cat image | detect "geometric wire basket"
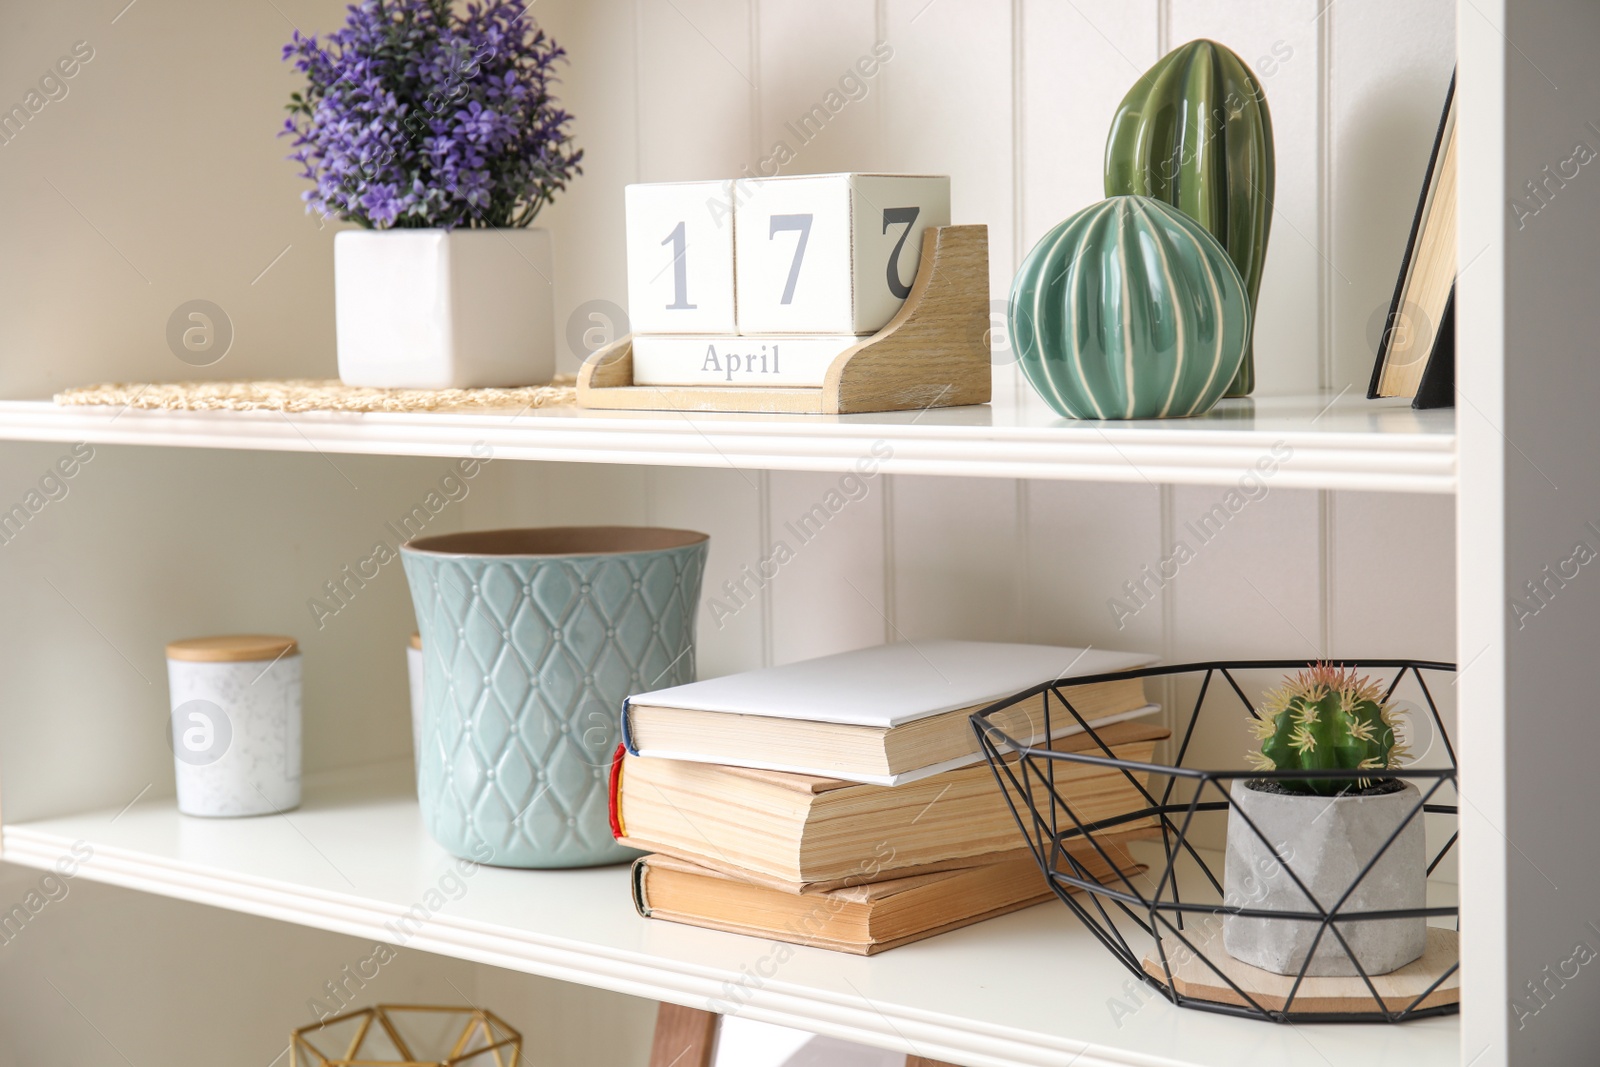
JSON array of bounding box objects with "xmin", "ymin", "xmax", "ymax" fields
[
  {"xmin": 291, "ymin": 1005, "xmax": 521, "ymax": 1066},
  {"xmin": 972, "ymin": 659, "xmax": 1458, "ymax": 1024}
]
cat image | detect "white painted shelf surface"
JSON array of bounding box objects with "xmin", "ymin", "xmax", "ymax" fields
[
  {"xmin": 3, "ymin": 762, "xmax": 1457, "ymax": 1067},
  {"xmin": 0, "ymin": 390, "xmax": 1455, "ymax": 492}
]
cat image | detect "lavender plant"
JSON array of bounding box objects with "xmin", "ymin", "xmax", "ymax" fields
[
  {"xmin": 282, "ymin": 0, "xmax": 582, "ymax": 230},
  {"xmin": 1246, "ymin": 664, "xmax": 1410, "ymax": 796}
]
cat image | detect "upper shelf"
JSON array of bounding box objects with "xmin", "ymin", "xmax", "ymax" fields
[
  {"xmin": 1, "ymin": 761, "xmax": 1459, "ymax": 1067},
  {"xmin": 0, "ymin": 390, "xmax": 1455, "ymax": 492}
]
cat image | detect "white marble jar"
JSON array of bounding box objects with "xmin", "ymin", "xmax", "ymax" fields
[{"xmin": 166, "ymin": 635, "xmax": 302, "ymax": 817}]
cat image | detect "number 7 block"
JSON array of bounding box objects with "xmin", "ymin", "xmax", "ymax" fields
[
  {"xmin": 733, "ymin": 173, "xmax": 951, "ymax": 335},
  {"xmin": 624, "ymin": 180, "xmax": 737, "ymax": 334}
]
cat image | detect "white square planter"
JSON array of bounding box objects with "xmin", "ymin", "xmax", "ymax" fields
[{"xmin": 334, "ymin": 228, "xmax": 555, "ymax": 388}]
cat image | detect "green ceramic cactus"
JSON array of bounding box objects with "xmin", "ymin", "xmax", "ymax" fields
[
  {"xmin": 1008, "ymin": 195, "xmax": 1250, "ymax": 420},
  {"xmin": 1106, "ymin": 39, "xmax": 1274, "ymax": 398},
  {"xmin": 1247, "ymin": 665, "xmax": 1410, "ymax": 797}
]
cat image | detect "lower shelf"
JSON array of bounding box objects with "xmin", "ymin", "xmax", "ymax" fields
[{"xmin": 2, "ymin": 762, "xmax": 1459, "ymax": 1067}]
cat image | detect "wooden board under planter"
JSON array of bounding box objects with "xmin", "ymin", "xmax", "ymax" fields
[
  {"xmin": 1141, "ymin": 926, "xmax": 1460, "ymax": 1015},
  {"xmin": 576, "ymin": 225, "xmax": 991, "ymax": 415}
]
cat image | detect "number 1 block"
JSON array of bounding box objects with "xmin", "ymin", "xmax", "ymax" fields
[
  {"xmin": 625, "ymin": 180, "xmax": 737, "ymax": 334},
  {"xmin": 733, "ymin": 173, "xmax": 951, "ymax": 335}
]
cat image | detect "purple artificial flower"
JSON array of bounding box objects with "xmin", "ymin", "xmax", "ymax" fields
[
  {"xmin": 359, "ymin": 182, "xmax": 406, "ymax": 227},
  {"xmin": 281, "ymin": 0, "xmax": 582, "ymax": 230}
]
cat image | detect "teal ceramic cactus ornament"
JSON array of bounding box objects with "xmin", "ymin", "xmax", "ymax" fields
[
  {"xmin": 1008, "ymin": 196, "xmax": 1250, "ymax": 420},
  {"xmin": 1105, "ymin": 39, "xmax": 1274, "ymax": 397},
  {"xmin": 1247, "ymin": 664, "xmax": 1410, "ymax": 797}
]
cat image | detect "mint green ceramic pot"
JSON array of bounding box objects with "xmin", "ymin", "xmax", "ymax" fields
[
  {"xmin": 1009, "ymin": 195, "xmax": 1250, "ymax": 421},
  {"xmin": 401, "ymin": 527, "xmax": 708, "ymax": 867}
]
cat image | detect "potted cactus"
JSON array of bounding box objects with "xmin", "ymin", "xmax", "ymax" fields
[{"xmin": 1223, "ymin": 665, "xmax": 1427, "ymax": 977}]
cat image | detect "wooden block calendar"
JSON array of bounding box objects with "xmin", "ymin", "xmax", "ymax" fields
[
  {"xmin": 584, "ymin": 172, "xmax": 990, "ymax": 415},
  {"xmin": 624, "ymin": 180, "xmax": 737, "ymax": 335},
  {"xmin": 733, "ymin": 173, "xmax": 950, "ymax": 335}
]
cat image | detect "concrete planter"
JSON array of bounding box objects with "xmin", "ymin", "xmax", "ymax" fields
[{"xmin": 1222, "ymin": 778, "xmax": 1427, "ymax": 977}]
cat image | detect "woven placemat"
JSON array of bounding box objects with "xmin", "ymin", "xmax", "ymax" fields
[{"xmin": 54, "ymin": 377, "xmax": 577, "ymax": 414}]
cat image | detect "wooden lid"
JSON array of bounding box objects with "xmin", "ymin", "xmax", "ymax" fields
[
  {"xmin": 409, "ymin": 632, "xmax": 422, "ymax": 650},
  {"xmin": 166, "ymin": 634, "xmax": 299, "ymax": 663}
]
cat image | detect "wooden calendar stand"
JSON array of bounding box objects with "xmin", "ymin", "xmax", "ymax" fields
[{"xmin": 577, "ymin": 225, "xmax": 992, "ymax": 415}]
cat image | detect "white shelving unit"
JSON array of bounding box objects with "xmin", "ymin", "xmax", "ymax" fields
[
  {"xmin": 0, "ymin": 393, "xmax": 1454, "ymax": 491},
  {"xmin": 0, "ymin": 388, "xmax": 1461, "ymax": 1067},
  {"xmin": 3, "ymin": 762, "xmax": 1458, "ymax": 1067},
  {"xmin": 3, "ymin": 1, "xmax": 1595, "ymax": 1065}
]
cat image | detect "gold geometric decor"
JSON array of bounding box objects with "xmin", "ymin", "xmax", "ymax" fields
[{"xmin": 291, "ymin": 1005, "xmax": 520, "ymax": 1067}]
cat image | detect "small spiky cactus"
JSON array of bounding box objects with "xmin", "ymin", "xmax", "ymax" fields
[{"xmin": 1246, "ymin": 665, "xmax": 1409, "ymax": 796}]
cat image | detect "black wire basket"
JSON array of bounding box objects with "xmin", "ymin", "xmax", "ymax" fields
[{"xmin": 971, "ymin": 659, "xmax": 1458, "ymax": 1024}]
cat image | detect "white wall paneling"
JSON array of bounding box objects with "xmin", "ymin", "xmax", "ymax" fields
[
  {"xmin": 881, "ymin": 0, "xmax": 1014, "ymax": 295},
  {"xmin": 889, "ymin": 475, "xmax": 1024, "ymax": 644},
  {"xmin": 0, "ymin": 0, "xmax": 1474, "ymax": 1063},
  {"xmin": 755, "ymin": 0, "xmax": 883, "ymax": 176},
  {"xmin": 1328, "ymin": 0, "xmax": 1458, "ymax": 393},
  {"xmin": 0, "ymin": 3, "xmax": 345, "ymax": 395},
  {"xmin": 765, "ymin": 469, "xmax": 889, "ymax": 664},
  {"xmin": 470, "ymin": 459, "xmax": 653, "ymax": 530},
  {"xmin": 1022, "ymin": 481, "xmax": 1166, "ymax": 655},
  {"xmin": 1016, "ymin": 2, "xmax": 1159, "ymax": 249},
  {"xmin": 533, "ymin": 0, "xmax": 641, "ymax": 377},
  {"xmin": 1328, "ymin": 491, "xmax": 1456, "ymax": 661},
  {"xmin": 881, "ymin": 0, "xmax": 1019, "ymax": 400},
  {"xmin": 0, "ymin": 864, "xmax": 657, "ymax": 1067},
  {"xmin": 637, "ymin": 0, "xmax": 755, "ymax": 182},
  {"xmin": 644, "ymin": 465, "xmax": 769, "ymax": 678}
]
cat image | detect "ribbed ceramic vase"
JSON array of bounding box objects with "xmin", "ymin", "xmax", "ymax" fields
[
  {"xmin": 401, "ymin": 527, "xmax": 708, "ymax": 868},
  {"xmin": 1009, "ymin": 195, "xmax": 1250, "ymax": 420},
  {"xmin": 1105, "ymin": 39, "xmax": 1274, "ymax": 397}
]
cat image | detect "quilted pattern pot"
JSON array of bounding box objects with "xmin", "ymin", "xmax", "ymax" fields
[{"xmin": 401, "ymin": 527, "xmax": 708, "ymax": 867}]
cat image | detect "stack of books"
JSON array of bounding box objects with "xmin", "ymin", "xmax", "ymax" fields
[{"xmin": 609, "ymin": 640, "xmax": 1169, "ymax": 955}]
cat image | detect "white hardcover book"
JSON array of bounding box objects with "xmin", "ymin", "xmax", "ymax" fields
[
  {"xmin": 623, "ymin": 640, "xmax": 1159, "ymax": 784},
  {"xmin": 630, "ymin": 334, "xmax": 861, "ymax": 388}
]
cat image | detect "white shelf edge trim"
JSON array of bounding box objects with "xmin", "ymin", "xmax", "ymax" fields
[
  {"xmin": 0, "ymin": 399, "xmax": 1456, "ymax": 493},
  {"xmin": 3, "ymin": 826, "xmax": 1195, "ymax": 1067}
]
